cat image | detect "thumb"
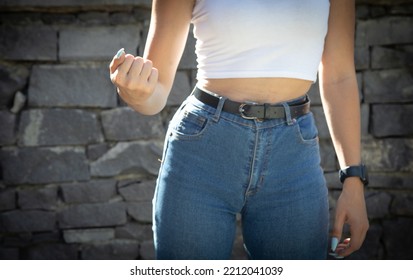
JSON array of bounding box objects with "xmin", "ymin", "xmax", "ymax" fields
[
  {"xmin": 331, "ymin": 213, "xmax": 345, "ymax": 252},
  {"xmin": 109, "ymin": 48, "xmax": 126, "ymax": 74}
]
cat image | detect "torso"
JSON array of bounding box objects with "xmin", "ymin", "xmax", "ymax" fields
[{"xmin": 199, "ymin": 77, "xmax": 313, "ymax": 104}]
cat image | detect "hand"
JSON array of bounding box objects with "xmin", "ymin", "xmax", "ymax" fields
[
  {"xmin": 109, "ymin": 48, "xmax": 159, "ymax": 107},
  {"xmin": 330, "ymin": 177, "xmax": 369, "ymax": 258}
]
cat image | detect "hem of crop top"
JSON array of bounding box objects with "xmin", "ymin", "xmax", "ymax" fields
[{"xmin": 196, "ymin": 70, "xmax": 318, "ymax": 83}]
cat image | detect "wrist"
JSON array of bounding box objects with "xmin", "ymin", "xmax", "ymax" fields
[
  {"xmin": 342, "ymin": 177, "xmax": 365, "ymax": 192},
  {"xmin": 122, "ymin": 86, "xmax": 166, "ymax": 115}
]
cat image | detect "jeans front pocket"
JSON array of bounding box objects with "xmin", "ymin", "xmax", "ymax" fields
[
  {"xmin": 169, "ymin": 104, "xmax": 211, "ymax": 140},
  {"xmin": 293, "ymin": 112, "xmax": 319, "ymax": 145}
]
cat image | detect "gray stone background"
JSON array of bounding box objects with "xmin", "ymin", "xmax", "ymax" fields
[{"xmin": 0, "ymin": 0, "xmax": 412, "ymax": 260}]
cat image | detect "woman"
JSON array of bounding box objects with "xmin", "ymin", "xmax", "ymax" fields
[{"xmin": 109, "ymin": 0, "xmax": 369, "ymax": 260}]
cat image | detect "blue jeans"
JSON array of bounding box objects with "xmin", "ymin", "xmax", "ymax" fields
[{"xmin": 153, "ymin": 89, "xmax": 329, "ymax": 259}]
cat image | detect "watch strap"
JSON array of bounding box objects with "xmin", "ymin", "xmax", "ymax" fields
[{"xmin": 339, "ymin": 164, "xmax": 369, "ymax": 186}]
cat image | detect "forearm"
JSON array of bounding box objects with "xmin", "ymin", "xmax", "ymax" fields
[{"xmin": 319, "ymin": 75, "xmax": 361, "ymax": 169}]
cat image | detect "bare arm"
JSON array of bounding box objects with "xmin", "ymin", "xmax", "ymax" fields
[
  {"xmin": 109, "ymin": 0, "xmax": 194, "ymax": 115},
  {"xmin": 319, "ymin": 0, "xmax": 369, "ymax": 257}
]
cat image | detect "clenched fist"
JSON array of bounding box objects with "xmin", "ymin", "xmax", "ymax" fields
[{"xmin": 109, "ymin": 48, "xmax": 159, "ymax": 108}]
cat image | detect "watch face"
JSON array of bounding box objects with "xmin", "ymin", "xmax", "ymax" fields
[{"xmin": 339, "ymin": 170, "xmax": 345, "ymax": 183}]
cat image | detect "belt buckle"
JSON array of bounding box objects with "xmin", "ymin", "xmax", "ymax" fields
[{"xmin": 239, "ymin": 103, "xmax": 258, "ymax": 120}]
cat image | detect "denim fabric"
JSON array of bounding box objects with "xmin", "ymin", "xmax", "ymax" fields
[{"xmin": 153, "ymin": 90, "xmax": 329, "ymax": 260}]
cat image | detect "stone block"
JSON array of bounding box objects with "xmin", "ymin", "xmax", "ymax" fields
[
  {"xmin": 0, "ymin": 63, "xmax": 29, "ymax": 108},
  {"xmin": 110, "ymin": 12, "xmax": 142, "ymax": 25},
  {"xmin": 389, "ymin": 4, "xmax": 413, "ymax": 15},
  {"xmin": 364, "ymin": 69, "xmax": 413, "ymax": 103},
  {"xmin": 325, "ymin": 172, "xmax": 342, "ymax": 190},
  {"xmin": 90, "ymin": 141, "xmax": 163, "ymax": 177},
  {"xmin": 18, "ymin": 185, "xmax": 58, "ymax": 211},
  {"xmin": 82, "ymin": 240, "xmax": 139, "ymax": 260},
  {"xmin": 361, "ymin": 104, "xmax": 369, "ymax": 139},
  {"xmin": 356, "ymin": 5, "xmax": 369, "ymax": 19},
  {"xmin": 26, "ymin": 244, "xmax": 78, "ymax": 260},
  {"xmin": 0, "ymin": 26, "xmax": 57, "ymax": 61},
  {"xmin": 0, "ymin": 146, "xmax": 90, "ymax": 184},
  {"xmin": 41, "ymin": 14, "xmax": 77, "ymax": 25},
  {"xmin": 31, "ymin": 231, "xmax": 60, "ymax": 245},
  {"xmin": 28, "ymin": 64, "xmax": 117, "ymax": 108},
  {"xmin": 59, "ymin": 26, "xmax": 141, "ymax": 61},
  {"xmin": 0, "ymin": 189, "xmax": 16, "ymax": 211},
  {"xmin": 0, "ymin": 210, "xmax": 56, "ymax": 233},
  {"xmin": 87, "ymin": 143, "xmax": 110, "ymax": 161},
  {"xmin": 63, "ymin": 228, "xmax": 115, "ymax": 243},
  {"xmin": 167, "ymin": 71, "xmax": 192, "ymax": 106},
  {"xmin": 0, "ymin": 248, "xmax": 19, "ymax": 260},
  {"xmin": 365, "ymin": 191, "xmax": 392, "ymax": 219},
  {"xmin": 10, "ymin": 91, "xmax": 27, "ymax": 114},
  {"xmin": 118, "ymin": 180, "xmax": 156, "ymax": 202},
  {"xmin": 368, "ymin": 173, "xmax": 413, "ymax": 189},
  {"xmin": 18, "ymin": 109, "xmax": 103, "ymax": 146},
  {"xmin": 371, "ymin": 104, "xmax": 413, "ymax": 137},
  {"xmin": 355, "ymin": 46, "xmax": 370, "ymax": 70},
  {"xmin": 362, "ymin": 138, "xmax": 413, "ymax": 172},
  {"xmin": 77, "ymin": 12, "xmax": 110, "ymax": 25},
  {"xmin": 126, "ymin": 201, "xmax": 152, "ymax": 223},
  {"xmin": 101, "ymin": 107, "xmax": 164, "ymax": 141},
  {"xmin": 139, "ymin": 240, "xmax": 155, "ymax": 260},
  {"xmin": 60, "ymin": 179, "xmax": 117, "ymax": 204},
  {"xmin": 372, "ymin": 46, "xmax": 413, "ymax": 69},
  {"xmin": 0, "ymin": 111, "xmax": 16, "ymax": 145},
  {"xmin": 115, "ymin": 223, "xmax": 152, "ymax": 241},
  {"xmin": 356, "ymin": 17, "xmax": 413, "ymax": 46},
  {"xmin": 391, "ymin": 194, "xmax": 413, "ymax": 216},
  {"xmin": 370, "ymin": 6, "xmax": 387, "ymax": 17},
  {"xmin": 58, "ymin": 202, "xmax": 126, "ymax": 229},
  {"xmin": 383, "ymin": 218, "xmax": 413, "ymax": 259},
  {"xmin": 1, "ymin": 233, "xmax": 32, "ymax": 247}
]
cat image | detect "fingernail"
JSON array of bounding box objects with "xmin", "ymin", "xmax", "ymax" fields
[
  {"xmin": 115, "ymin": 48, "xmax": 125, "ymax": 59},
  {"xmin": 331, "ymin": 237, "xmax": 339, "ymax": 252}
]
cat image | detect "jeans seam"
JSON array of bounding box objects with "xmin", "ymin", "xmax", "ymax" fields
[{"xmin": 243, "ymin": 127, "xmax": 260, "ymax": 202}]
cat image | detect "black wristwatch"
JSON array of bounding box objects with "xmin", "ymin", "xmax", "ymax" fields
[{"xmin": 339, "ymin": 164, "xmax": 369, "ymax": 186}]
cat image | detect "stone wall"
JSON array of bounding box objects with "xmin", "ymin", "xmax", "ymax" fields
[{"xmin": 0, "ymin": 0, "xmax": 412, "ymax": 260}]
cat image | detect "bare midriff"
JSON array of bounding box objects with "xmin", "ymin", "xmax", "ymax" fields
[{"xmin": 199, "ymin": 77, "xmax": 313, "ymax": 104}]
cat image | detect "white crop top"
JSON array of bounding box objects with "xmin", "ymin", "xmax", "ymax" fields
[{"xmin": 191, "ymin": 0, "xmax": 330, "ymax": 82}]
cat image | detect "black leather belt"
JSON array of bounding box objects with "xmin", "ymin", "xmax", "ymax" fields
[{"xmin": 193, "ymin": 87, "xmax": 310, "ymax": 120}]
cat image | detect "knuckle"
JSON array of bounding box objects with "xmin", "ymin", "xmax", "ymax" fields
[
  {"xmin": 134, "ymin": 56, "xmax": 144, "ymax": 64},
  {"xmin": 124, "ymin": 55, "xmax": 133, "ymax": 61},
  {"xmin": 144, "ymin": 60, "xmax": 153, "ymax": 67}
]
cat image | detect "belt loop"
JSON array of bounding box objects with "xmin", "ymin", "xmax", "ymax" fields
[
  {"xmin": 212, "ymin": 96, "xmax": 226, "ymax": 122},
  {"xmin": 282, "ymin": 103, "xmax": 294, "ymax": 125}
]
